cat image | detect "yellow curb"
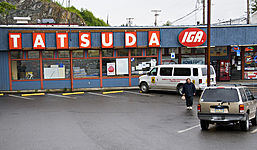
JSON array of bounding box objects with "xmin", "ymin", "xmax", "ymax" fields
[
  {"xmin": 0, "ymin": 93, "xmax": 4, "ymax": 96},
  {"xmin": 102, "ymin": 90, "xmax": 124, "ymax": 95},
  {"xmin": 21, "ymin": 93, "xmax": 45, "ymax": 97},
  {"xmin": 62, "ymin": 92, "xmax": 85, "ymax": 96}
]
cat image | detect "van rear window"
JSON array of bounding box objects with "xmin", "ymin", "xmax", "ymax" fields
[
  {"xmin": 202, "ymin": 68, "xmax": 214, "ymax": 76},
  {"xmin": 201, "ymin": 89, "xmax": 239, "ymax": 102}
]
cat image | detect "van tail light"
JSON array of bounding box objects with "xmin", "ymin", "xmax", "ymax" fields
[
  {"xmin": 239, "ymin": 104, "xmax": 244, "ymax": 113},
  {"xmin": 199, "ymin": 79, "xmax": 202, "ymax": 84},
  {"xmin": 197, "ymin": 104, "xmax": 201, "ymax": 112}
]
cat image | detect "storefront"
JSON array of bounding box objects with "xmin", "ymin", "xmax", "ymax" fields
[{"xmin": 0, "ymin": 25, "xmax": 257, "ymax": 91}]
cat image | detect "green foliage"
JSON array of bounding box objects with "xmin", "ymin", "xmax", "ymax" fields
[
  {"xmin": 163, "ymin": 21, "xmax": 172, "ymax": 26},
  {"xmin": 80, "ymin": 8, "xmax": 108, "ymax": 26},
  {"xmin": 252, "ymin": 0, "xmax": 257, "ymax": 14},
  {"xmin": 0, "ymin": 1, "xmax": 16, "ymax": 16}
]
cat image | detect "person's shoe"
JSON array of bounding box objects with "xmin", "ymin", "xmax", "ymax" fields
[
  {"xmin": 186, "ymin": 107, "xmax": 190, "ymax": 110},
  {"xmin": 189, "ymin": 106, "xmax": 193, "ymax": 110}
]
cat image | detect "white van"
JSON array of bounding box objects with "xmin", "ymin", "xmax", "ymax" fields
[{"xmin": 139, "ymin": 64, "xmax": 216, "ymax": 95}]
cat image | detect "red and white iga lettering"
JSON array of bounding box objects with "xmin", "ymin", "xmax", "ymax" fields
[
  {"xmin": 33, "ymin": 33, "xmax": 45, "ymax": 49},
  {"xmin": 101, "ymin": 32, "xmax": 113, "ymax": 48},
  {"xmin": 9, "ymin": 33, "xmax": 22, "ymax": 50},
  {"xmin": 148, "ymin": 31, "xmax": 160, "ymax": 47},
  {"xmin": 79, "ymin": 32, "xmax": 91, "ymax": 48},
  {"xmin": 125, "ymin": 32, "xmax": 137, "ymax": 48},
  {"xmin": 178, "ymin": 28, "xmax": 207, "ymax": 47},
  {"xmin": 56, "ymin": 33, "xmax": 69, "ymax": 49}
]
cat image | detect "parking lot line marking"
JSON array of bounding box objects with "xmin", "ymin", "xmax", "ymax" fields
[
  {"xmin": 250, "ymin": 128, "xmax": 257, "ymax": 134},
  {"xmin": 62, "ymin": 92, "xmax": 85, "ymax": 96},
  {"xmin": 88, "ymin": 92, "xmax": 115, "ymax": 98},
  {"xmin": 102, "ymin": 90, "xmax": 124, "ymax": 95},
  {"xmin": 0, "ymin": 93, "xmax": 3, "ymax": 96},
  {"xmin": 47, "ymin": 94, "xmax": 77, "ymax": 99},
  {"xmin": 21, "ymin": 93, "xmax": 45, "ymax": 97},
  {"xmin": 124, "ymin": 91, "xmax": 154, "ymax": 96},
  {"xmin": 177, "ymin": 124, "xmax": 200, "ymax": 134},
  {"xmin": 9, "ymin": 94, "xmax": 33, "ymax": 100}
]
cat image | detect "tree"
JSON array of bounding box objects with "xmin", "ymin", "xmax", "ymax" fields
[
  {"xmin": 163, "ymin": 21, "xmax": 172, "ymax": 26},
  {"xmin": 0, "ymin": 1, "xmax": 16, "ymax": 24},
  {"xmin": 251, "ymin": 0, "xmax": 257, "ymax": 14}
]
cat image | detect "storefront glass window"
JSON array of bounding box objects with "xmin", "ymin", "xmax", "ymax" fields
[
  {"xmin": 88, "ymin": 50, "xmax": 99, "ymax": 57},
  {"xmin": 181, "ymin": 55, "xmax": 205, "ymax": 64},
  {"xmin": 181, "ymin": 47, "xmax": 191, "ymax": 54},
  {"xmin": 73, "ymin": 59, "xmax": 100, "ymax": 78},
  {"xmin": 131, "ymin": 49, "xmax": 142, "ymax": 56},
  {"xmin": 102, "ymin": 58, "xmax": 129, "ymax": 76},
  {"xmin": 102, "ymin": 49, "xmax": 114, "ymax": 57},
  {"xmin": 72, "ymin": 50, "xmax": 84, "ymax": 58},
  {"xmin": 11, "ymin": 60, "xmax": 40, "ymax": 80},
  {"xmin": 162, "ymin": 48, "xmax": 179, "ymax": 64},
  {"xmin": 58, "ymin": 51, "xmax": 70, "ymax": 58},
  {"xmin": 117, "ymin": 49, "xmax": 128, "ymax": 56},
  {"xmin": 146, "ymin": 48, "xmax": 157, "ymax": 56},
  {"xmin": 10, "ymin": 51, "xmax": 23, "ymax": 59},
  {"xmin": 210, "ymin": 47, "xmax": 228, "ymax": 56},
  {"xmin": 244, "ymin": 46, "xmax": 257, "ymax": 79},
  {"xmin": 43, "ymin": 60, "xmax": 70, "ymax": 79},
  {"xmin": 28, "ymin": 51, "xmax": 39, "ymax": 59},
  {"xmin": 131, "ymin": 57, "xmax": 157, "ymax": 75},
  {"xmin": 42, "ymin": 51, "xmax": 54, "ymax": 58},
  {"xmin": 193, "ymin": 48, "xmax": 205, "ymax": 54}
]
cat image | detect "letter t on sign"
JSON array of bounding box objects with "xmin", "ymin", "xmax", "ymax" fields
[{"xmin": 56, "ymin": 33, "xmax": 69, "ymax": 49}]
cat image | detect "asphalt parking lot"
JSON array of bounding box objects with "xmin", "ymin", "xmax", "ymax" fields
[{"xmin": 0, "ymin": 90, "xmax": 257, "ymax": 150}]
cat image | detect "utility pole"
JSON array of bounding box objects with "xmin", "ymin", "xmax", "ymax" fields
[
  {"xmin": 68, "ymin": 0, "xmax": 71, "ymax": 26},
  {"xmin": 207, "ymin": 0, "xmax": 211, "ymax": 87},
  {"xmin": 151, "ymin": 10, "xmax": 161, "ymax": 26},
  {"xmin": 202, "ymin": 0, "xmax": 205, "ymax": 24},
  {"xmin": 247, "ymin": 0, "xmax": 250, "ymax": 24},
  {"xmin": 126, "ymin": 18, "xmax": 134, "ymax": 26}
]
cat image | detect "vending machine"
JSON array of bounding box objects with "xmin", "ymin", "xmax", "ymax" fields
[{"xmin": 219, "ymin": 60, "xmax": 230, "ymax": 81}]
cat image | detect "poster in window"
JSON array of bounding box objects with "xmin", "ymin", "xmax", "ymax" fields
[
  {"xmin": 116, "ymin": 58, "xmax": 128, "ymax": 75},
  {"xmin": 107, "ymin": 63, "xmax": 115, "ymax": 76}
]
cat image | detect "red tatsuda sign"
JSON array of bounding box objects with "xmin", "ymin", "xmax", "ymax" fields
[{"xmin": 178, "ymin": 28, "xmax": 207, "ymax": 47}]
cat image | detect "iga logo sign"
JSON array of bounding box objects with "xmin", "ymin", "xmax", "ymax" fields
[{"xmin": 178, "ymin": 28, "xmax": 207, "ymax": 47}]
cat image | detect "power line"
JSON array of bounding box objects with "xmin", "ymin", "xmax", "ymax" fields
[{"xmin": 171, "ymin": 7, "xmax": 202, "ymax": 24}]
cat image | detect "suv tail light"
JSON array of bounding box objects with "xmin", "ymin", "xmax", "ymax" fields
[
  {"xmin": 199, "ymin": 79, "xmax": 202, "ymax": 84},
  {"xmin": 197, "ymin": 104, "xmax": 201, "ymax": 112},
  {"xmin": 239, "ymin": 104, "xmax": 244, "ymax": 113}
]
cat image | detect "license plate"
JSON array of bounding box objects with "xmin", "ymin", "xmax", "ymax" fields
[{"xmin": 215, "ymin": 108, "xmax": 224, "ymax": 113}]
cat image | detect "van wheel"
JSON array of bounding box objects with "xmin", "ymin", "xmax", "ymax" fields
[
  {"xmin": 251, "ymin": 110, "xmax": 257, "ymax": 126},
  {"xmin": 240, "ymin": 113, "xmax": 250, "ymax": 131},
  {"xmin": 140, "ymin": 82, "xmax": 149, "ymax": 93},
  {"xmin": 200, "ymin": 120, "xmax": 209, "ymax": 130},
  {"xmin": 177, "ymin": 84, "xmax": 184, "ymax": 96}
]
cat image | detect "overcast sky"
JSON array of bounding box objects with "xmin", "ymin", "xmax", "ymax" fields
[{"xmin": 57, "ymin": 0, "xmax": 248, "ymax": 26}]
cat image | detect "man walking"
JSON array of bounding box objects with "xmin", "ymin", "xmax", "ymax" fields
[{"xmin": 182, "ymin": 78, "xmax": 196, "ymax": 110}]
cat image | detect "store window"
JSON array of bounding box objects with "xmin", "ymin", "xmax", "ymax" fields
[
  {"xmin": 193, "ymin": 48, "xmax": 205, "ymax": 54},
  {"xmin": 117, "ymin": 49, "xmax": 128, "ymax": 56},
  {"xmin": 210, "ymin": 46, "xmax": 228, "ymax": 56},
  {"xmin": 181, "ymin": 55, "xmax": 205, "ymax": 64},
  {"xmin": 72, "ymin": 50, "xmax": 84, "ymax": 58},
  {"xmin": 131, "ymin": 57, "xmax": 157, "ymax": 75},
  {"xmin": 146, "ymin": 48, "xmax": 157, "ymax": 56},
  {"xmin": 102, "ymin": 49, "xmax": 114, "ymax": 57},
  {"xmin": 11, "ymin": 60, "xmax": 40, "ymax": 80},
  {"xmin": 42, "ymin": 51, "xmax": 54, "ymax": 58},
  {"xmin": 244, "ymin": 46, "xmax": 257, "ymax": 79},
  {"xmin": 88, "ymin": 50, "xmax": 99, "ymax": 57},
  {"xmin": 102, "ymin": 58, "xmax": 129, "ymax": 76},
  {"xmin": 58, "ymin": 51, "xmax": 70, "ymax": 58},
  {"xmin": 43, "ymin": 60, "xmax": 70, "ymax": 79},
  {"xmin": 28, "ymin": 51, "xmax": 39, "ymax": 59},
  {"xmin": 10, "ymin": 51, "xmax": 23, "ymax": 59},
  {"xmin": 131, "ymin": 49, "xmax": 142, "ymax": 56},
  {"xmin": 181, "ymin": 47, "xmax": 191, "ymax": 54},
  {"xmin": 73, "ymin": 59, "xmax": 100, "ymax": 78},
  {"xmin": 162, "ymin": 48, "xmax": 179, "ymax": 64}
]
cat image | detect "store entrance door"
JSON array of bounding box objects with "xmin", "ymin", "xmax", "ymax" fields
[{"xmin": 230, "ymin": 52, "xmax": 242, "ymax": 80}]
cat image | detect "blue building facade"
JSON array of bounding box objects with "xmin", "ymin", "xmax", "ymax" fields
[{"xmin": 0, "ymin": 25, "xmax": 257, "ymax": 91}]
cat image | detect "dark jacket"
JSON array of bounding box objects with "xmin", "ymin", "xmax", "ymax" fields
[{"xmin": 182, "ymin": 82, "xmax": 196, "ymax": 97}]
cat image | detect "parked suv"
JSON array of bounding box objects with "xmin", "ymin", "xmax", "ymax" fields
[{"xmin": 197, "ymin": 86, "xmax": 257, "ymax": 131}]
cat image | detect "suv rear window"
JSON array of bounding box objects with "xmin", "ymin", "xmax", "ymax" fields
[
  {"xmin": 201, "ymin": 89, "xmax": 239, "ymax": 102},
  {"xmin": 202, "ymin": 68, "xmax": 214, "ymax": 76}
]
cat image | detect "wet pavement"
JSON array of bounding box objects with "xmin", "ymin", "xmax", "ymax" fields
[{"xmin": 0, "ymin": 90, "xmax": 257, "ymax": 150}]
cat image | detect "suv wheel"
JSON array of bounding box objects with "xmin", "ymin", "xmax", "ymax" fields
[
  {"xmin": 240, "ymin": 113, "xmax": 250, "ymax": 131},
  {"xmin": 140, "ymin": 82, "xmax": 149, "ymax": 93},
  {"xmin": 200, "ymin": 120, "xmax": 209, "ymax": 130},
  {"xmin": 251, "ymin": 110, "xmax": 257, "ymax": 126},
  {"xmin": 177, "ymin": 84, "xmax": 184, "ymax": 96}
]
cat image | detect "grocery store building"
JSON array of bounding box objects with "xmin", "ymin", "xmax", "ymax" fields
[{"xmin": 0, "ymin": 25, "xmax": 256, "ymax": 91}]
